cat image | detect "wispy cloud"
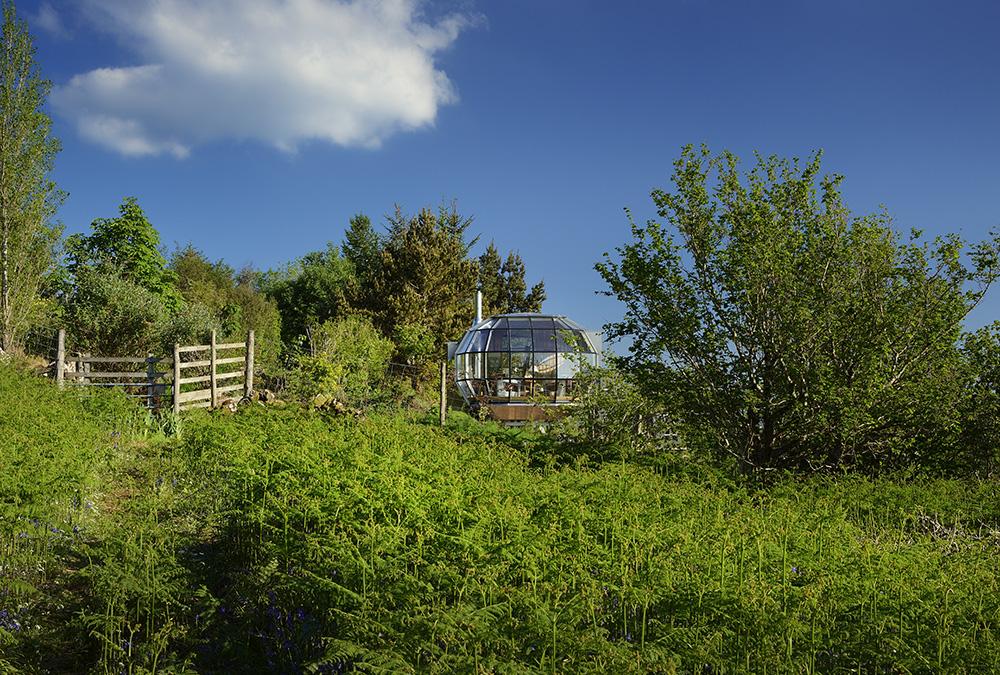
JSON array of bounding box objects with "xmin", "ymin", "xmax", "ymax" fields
[
  {"xmin": 31, "ymin": 2, "xmax": 69, "ymax": 38},
  {"xmin": 52, "ymin": 0, "xmax": 477, "ymax": 158}
]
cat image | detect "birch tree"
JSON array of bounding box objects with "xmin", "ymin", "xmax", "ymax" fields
[{"xmin": 0, "ymin": 2, "xmax": 62, "ymax": 352}]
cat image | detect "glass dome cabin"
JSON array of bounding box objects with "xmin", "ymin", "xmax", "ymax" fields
[{"xmin": 452, "ymin": 313, "xmax": 600, "ymax": 422}]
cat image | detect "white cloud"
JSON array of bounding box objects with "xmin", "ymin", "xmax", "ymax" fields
[
  {"xmin": 31, "ymin": 2, "xmax": 68, "ymax": 38},
  {"xmin": 52, "ymin": 0, "xmax": 476, "ymax": 157}
]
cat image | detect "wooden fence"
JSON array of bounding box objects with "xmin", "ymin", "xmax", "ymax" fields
[{"xmin": 55, "ymin": 329, "xmax": 254, "ymax": 413}]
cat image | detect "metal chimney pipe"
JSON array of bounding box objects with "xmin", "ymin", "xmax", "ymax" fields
[{"xmin": 475, "ymin": 290, "xmax": 483, "ymax": 325}]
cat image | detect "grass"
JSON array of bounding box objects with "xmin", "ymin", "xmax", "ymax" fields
[{"xmin": 2, "ymin": 363, "xmax": 1000, "ymax": 672}]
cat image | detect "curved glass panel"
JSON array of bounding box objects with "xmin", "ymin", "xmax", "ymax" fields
[
  {"xmin": 533, "ymin": 329, "xmax": 556, "ymax": 351},
  {"xmin": 509, "ymin": 329, "xmax": 532, "ymax": 351},
  {"xmin": 454, "ymin": 312, "xmax": 599, "ymax": 410},
  {"xmin": 533, "ymin": 352, "xmax": 557, "ymax": 378},
  {"xmin": 486, "ymin": 328, "xmax": 509, "ymax": 352}
]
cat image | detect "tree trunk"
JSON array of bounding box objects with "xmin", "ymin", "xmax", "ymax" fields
[{"xmin": 0, "ymin": 208, "xmax": 10, "ymax": 352}]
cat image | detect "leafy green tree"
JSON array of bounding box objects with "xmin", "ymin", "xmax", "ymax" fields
[
  {"xmin": 478, "ymin": 242, "xmax": 545, "ymax": 315},
  {"xmin": 0, "ymin": 2, "xmax": 63, "ymax": 352},
  {"xmin": 597, "ymin": 146, "xmax": 1000, "ymax": 473},
  {"xmin": 375, "ymin": 204, "xmax": 477, "ymax": 366},
  {"xmin": 62, "ymin": 267, "xmax": 169, "ymax": 356},
  {"xmin": 170, "ymin": 244, "xmax": 235, "ymax": 310},
  {"xmin": 170, "ymin": 245, "xmax": 282, "ymax": 371},
  {"xmin": 260, "ymin": 243, "xmax": 355, "ymax": 349},
  {"xmin": 955, "ymin": 325, "xmax": 1000, "ymax": 476},
  {"xmin": 66, "ymin": 197, "xmax": 180, "ymax": 309}
]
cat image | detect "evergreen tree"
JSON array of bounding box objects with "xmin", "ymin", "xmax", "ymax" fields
[
  {"xmin": 477, "ymin": 242, "xmax": 545, "ymax": 315},
  {"xmin": 376, "ymin": 204, "xmax": 477, "ymax": 364},
  {"xmin": 0, "ymin": 2, "xmax": 63, "ymax": 351},
  {"xmin": 341, "ymin": 213, "xmax": 381, "ymax": 312},
  {"xmin": 477, "ymin": 242, "xmax": 504, "ymax": 315}
]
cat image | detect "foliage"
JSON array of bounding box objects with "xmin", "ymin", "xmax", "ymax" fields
[
  {"xmin": 62, "ymin": 267, "xmax": 170, "ymax": 356},
  {"xmin": 65, "ymin": 197, "xmax": 180, "ymax": 309},
  {"xmin": 3, "ymin": 365, "xmax": 1000, "ymax": 672},
  {"xmin": 954, "ymin": 324, "xmax": 1000, "ymax": 476},
  {"xmin": 341, "ymin": 213, "xmax": 382, "ymax": 311},
  {"xmin": 157, "ymin": 299, "xmax": 218, "ymax": 349},
  {"xmin": 478, "ymin": 241, "xmax": 545, "ymax": 315},
  {"xmin": 0, "ymin": 2, "xmax": 63, "ymax": 352},
  {"xmin": 597, "ymin": 146, "xmax": 1000, "ymax": 473},
  {"xmin": 0, "ymin": 364, "xmax": 147, "ymax": 671},
  {"xmin": 177, "ymin": 407, "xmax": 1000, "ymax": 672},
  {"xmin": 392, "ymin": 321, "xmax": 436, "ymax": 366},
  {"xmin": 170, "ymin": 244, "xmax": 282, "ymax": 372},
  {"xmin": 375, "ymin": 204, "xmax": 477, "ymax": 366},
  {"xmin": 260, "ymin": 243, "xmax": 355, "ymax": 349},
  {"xmin": 558, "ymin": 356, "xmax": 683, "ymax": 464},
  {"xmin": 288, "ymin": 315, "xmax": 394, "ymax": 405}
]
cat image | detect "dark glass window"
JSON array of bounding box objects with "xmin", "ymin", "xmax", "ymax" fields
[
  {"xmin": 486, "ymin": 328, "xmax": 509, "ymax": 352},
  {"xmin": 509, "ymin": 329, "xmax": 532, "ymax": 351},
  {"xmin": 509, "ymin": 379, "xmax": 532, "ymax": 401},
  {"xmin": 555, "ymin": 329, "xmax": 574, "ymax": 351},
  {"xmin": 533, "ymin": 329, "xmax": 556, "ymax": 351},
  {"xmin": 486, "ymin": 352, "xmax": 509, "ymax": 380},
  {"xmin": 510, "ymin": 352, "xmax": 530, "ymax": 379},
  {"xmin": 469, "ymin": 330, "xmax": 489, "ymax": 352},
  {"xmin": 556, "ymin": 379, "xmax": 576, "ymax": 402},
  {"xmin": 488, "ymin": 379, "xmax": 509, "ymax": 400},
  {"xmin": 455, "ymin": 315, "xmax": 597, "ymax": 410},
  {"xmin": 557, "ymin": 353, "xmax": 580, "ymax": 378}
]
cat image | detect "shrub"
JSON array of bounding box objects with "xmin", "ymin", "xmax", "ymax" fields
[
  {"xmin": 289, "ymin": 315, "xmax": 394, "ymax": 405},
  {"xmin": 63, "ymin": 267, "xmax": 169, "ymax": 356}
]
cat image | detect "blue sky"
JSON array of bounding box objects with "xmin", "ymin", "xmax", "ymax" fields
[{"xmin": 22, "ymin": 0, "xmax": 1000, "ymax": 340}]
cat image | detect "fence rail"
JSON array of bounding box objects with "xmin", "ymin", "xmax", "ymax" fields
[{"xmin": 55, "ymin": 329, "xmax": 254, "ymax": 413}]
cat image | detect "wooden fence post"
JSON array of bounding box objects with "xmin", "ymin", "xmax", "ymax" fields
[
  {"xmin": 210, "ymin": 329, "xmax": 217, "ymax": 408},
  {"xmin": 244, "ymin": 330, "xmax": 255, "ymax": 399},
  {"xmin": 172, "ymin": 343, "xmax": 181, "ymax": 416},
  {"xmin": 146, "ymin": 353, "xmax": 155, "ymax": 409},
  {"xmin": 56, "ymin": 329, "xmax": 65, "ymax": 388},
  {"xmin": 439, "ymin": 361, "xmax": 447, "ymax": 426}
]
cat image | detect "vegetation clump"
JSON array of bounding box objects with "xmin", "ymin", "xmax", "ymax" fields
[{"xmin": 3, "ymin": 365, "xmax": 1000, "ymax": 672}]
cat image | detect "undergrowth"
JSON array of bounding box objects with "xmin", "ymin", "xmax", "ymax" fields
[{"xmin": 2, "ymin": 364, "xmax": 999, "ymax": 672}]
